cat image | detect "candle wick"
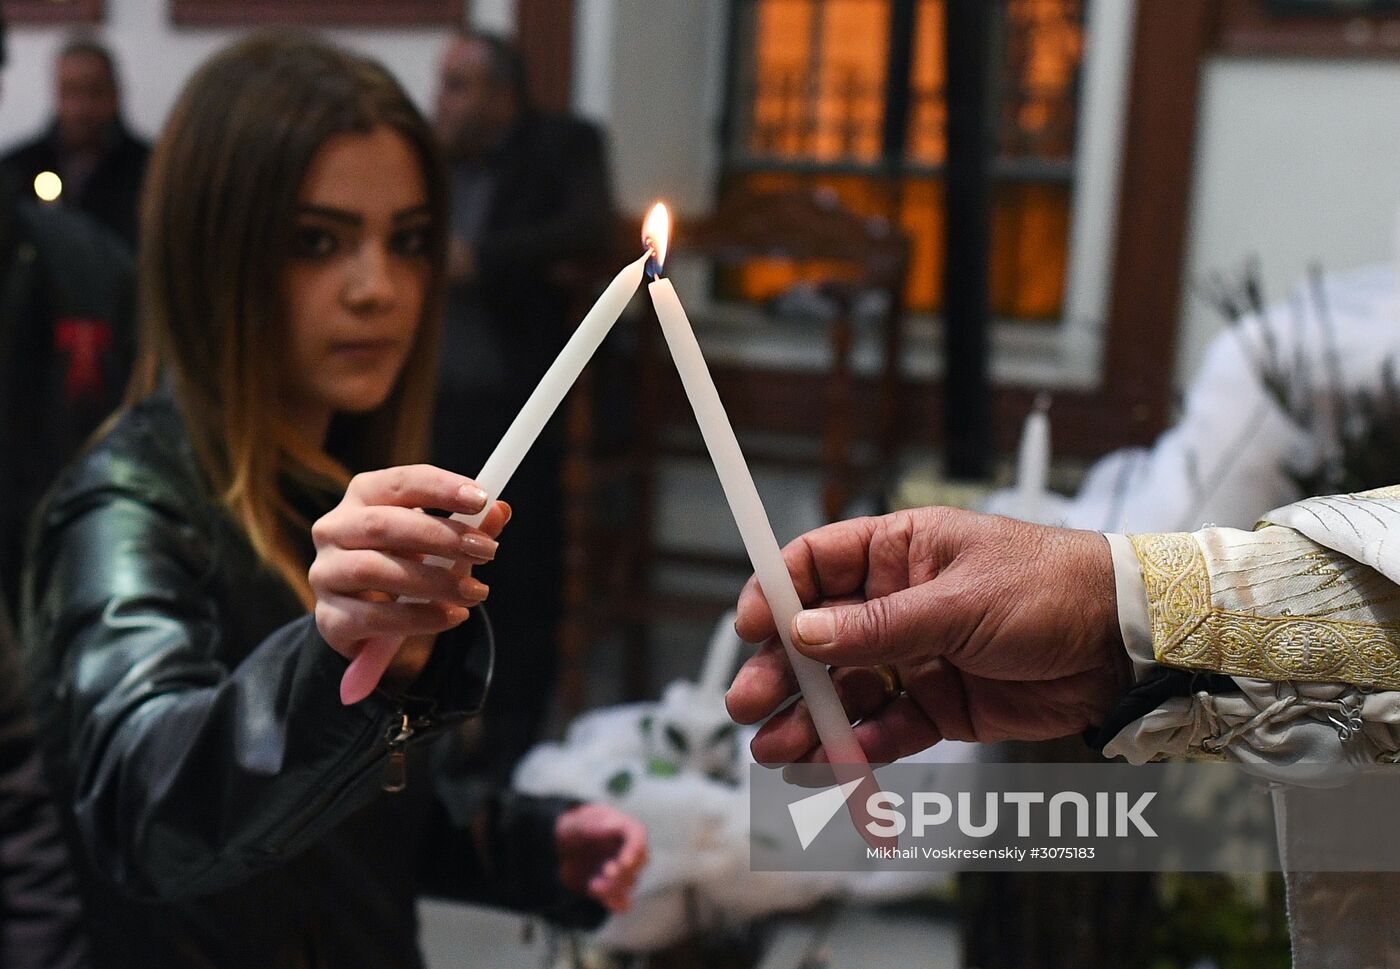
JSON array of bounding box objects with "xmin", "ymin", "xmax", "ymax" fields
[{"xmin": 644, "ymin": 243, "xmax": 664, "ymax": 281}]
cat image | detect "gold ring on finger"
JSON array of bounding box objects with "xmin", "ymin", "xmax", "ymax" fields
[{"xmin": 874, "ymin": 663, "xmax": 903, "ymax": 700}]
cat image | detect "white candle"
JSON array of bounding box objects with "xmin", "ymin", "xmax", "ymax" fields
[
  {"xmin": 1015, "ymin": 394, "xmax": 1051, "ymax": 521},
  {"xmin": 648, "ymin": 276, "xmax": 869, "ymax": 771},
  {"xmin": 339, "ymin": 251, "xmax": 651, "ymax": 704},
  {"xmin": 698, "ymin": 609, "xmax": 743, "ymax": 698}
]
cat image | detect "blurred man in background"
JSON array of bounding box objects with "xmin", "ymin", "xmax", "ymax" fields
[
  {"xmin": 0, "ymin": 18, "xmax": 104, "ymax": 968},
  {"xmin": 0, "ymin": 26, "xmax": 136, "ymax": 623},
  {"xmin": 2, "ymin": 37, "xmax": 148, "ymax": 250},
  {"xmin": 432, "ymin": 29, "xmax": 616, "ymax": 781}
]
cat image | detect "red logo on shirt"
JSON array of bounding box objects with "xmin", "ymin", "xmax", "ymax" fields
[{"xmin": 54, "ymin": 318, "xmax": 113, "ymax": 404}]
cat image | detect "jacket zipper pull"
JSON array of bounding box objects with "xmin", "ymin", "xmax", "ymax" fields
[{"xmin": 384, "ymin": 713, "xmax": 414, "ymax": 793}]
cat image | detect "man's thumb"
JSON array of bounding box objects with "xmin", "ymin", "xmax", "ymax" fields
[{"xmin": 789, "ymin": 590, "xmax": 936, "ymax": 666}]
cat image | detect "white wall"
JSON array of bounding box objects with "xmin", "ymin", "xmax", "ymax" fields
[
  {"xmin": 0, "ymin": 0, "xmax": 512, "ymax": 150},
  {"xmin": 574, "ymin": 0, "xmax": 728, "ymax": 216},
  {"xmin": 1179, "ymin": 57, "xmax": 1400, "ymax": 384},
  {"xmin": 571, "ymin": 0, "xmax": 616, "ymax": 125}
]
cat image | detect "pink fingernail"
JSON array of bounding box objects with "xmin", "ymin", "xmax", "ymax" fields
[
  {"xmin": 458, "ymin": 484, "xmax": 489, "ymax": 510},
  {"xmin": 462, "ymin": 533, "xmax": 498, "ymax": 560}
]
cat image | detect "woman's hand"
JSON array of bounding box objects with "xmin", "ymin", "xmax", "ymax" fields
[
  {"xmin": 309, "ymin": 465, "xmax": 509, "ymax": 694},
  {"xmin": 555, "ymin": 804, "xmax": 648, "ymax": 913}
]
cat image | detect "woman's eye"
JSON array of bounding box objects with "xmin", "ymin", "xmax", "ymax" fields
[
  {"xmin": 293, "ymin": 227, "xmax": 338, "ymax": 258},
  {"xmin": 392, "ymin": 227, "xmax": 430, "ymax": 257}
]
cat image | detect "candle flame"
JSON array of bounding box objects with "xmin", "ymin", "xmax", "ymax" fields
[{"xmin": 642, "ymin": 201, "xmax": 670, "ymax": 276}]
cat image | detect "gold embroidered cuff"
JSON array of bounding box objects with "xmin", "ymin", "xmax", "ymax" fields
[
  {"xmin": 1129, "ymin": 533, "xmax": 1212, "ymax": 665},
  {"xmin": 1129, "ymin": 532, "xmax": 1400, "ymax": 689}
]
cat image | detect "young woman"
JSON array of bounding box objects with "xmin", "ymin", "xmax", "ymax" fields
[{"xmin": 21, "ymin": 35, "xmax": 644, "ymax": 968}]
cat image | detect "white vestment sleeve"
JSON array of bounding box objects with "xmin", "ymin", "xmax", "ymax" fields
[
  {"xmin": 1098, "ymin": 497, "xmax": 1400, "ymax": 770},
  {"xmin": 1104, "ymin": 532, "xmax": 1153, "ymax": 681}
]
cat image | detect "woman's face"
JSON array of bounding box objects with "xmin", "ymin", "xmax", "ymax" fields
[{"xmin": 281, "ymin": 125, "xmax": 432, "ymax": 440}]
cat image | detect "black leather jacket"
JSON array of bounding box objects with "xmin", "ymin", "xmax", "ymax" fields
[
  {"xmin": 0, "ymin": 592, "xmax": 86, "ymax": 968},
  {"xmin": 20, "ymin": 391, "xmax": 600, "ymax": 968}
]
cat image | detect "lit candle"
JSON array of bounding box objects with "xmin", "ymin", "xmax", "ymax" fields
[
  {"xmin": 642, "ymin": 203, "xmax": 873, "ymax": 784},
  {"xmin": 339, "ymin": 251, "xmax": 651, "ymax": 704}
]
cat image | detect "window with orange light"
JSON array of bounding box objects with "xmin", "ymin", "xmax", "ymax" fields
[{"xmin": 722, "ymin": 0, "xmax": 1085, "ymax": 322}]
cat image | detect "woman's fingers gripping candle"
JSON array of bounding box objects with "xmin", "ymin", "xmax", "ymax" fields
[{"xmin": 338, "ymin": 252, "xmax": 651, "ymax": 705}]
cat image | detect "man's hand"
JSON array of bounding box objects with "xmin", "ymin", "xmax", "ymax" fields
[
  {"xmin": 726, "ymin": 507, "xmax": 1129, "ymax": 765},
  {"xmin": 555, "ymin": 804, "xmax": 648, "ymax": 913}
]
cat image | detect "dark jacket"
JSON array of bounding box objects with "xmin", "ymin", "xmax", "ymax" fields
[
  {"xmin": 1, "ymin": 122, "xmax": 149, "ymax": 250},
  {"xmin": 0, "ymin": 168, "xmax": 135, "ymax": 617},
  {"xmin": 21, "ymin": 391, "xmax": 602, "ymax": 968},
  {"xmin": 432, "ymin": 114, "xmax": 616, "ymax": 783},
  {"xmin": 0, "ymin": 592, "xmax": 86, "ymax": 969},
  {"xmin": 440, "ymin": 113, "xmax": 616, "ymax": 410}
]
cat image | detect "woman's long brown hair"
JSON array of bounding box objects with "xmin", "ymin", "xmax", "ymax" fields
[{"xmin": 131, "ymin": 34, "xmax": 448, "ymax": 608}]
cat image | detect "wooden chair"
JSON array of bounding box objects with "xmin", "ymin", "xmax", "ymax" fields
[{"xmin": 676, "ymin": 185, "xmax": 911, "ymax": 520}]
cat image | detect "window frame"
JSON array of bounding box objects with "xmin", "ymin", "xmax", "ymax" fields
[
  {"xmin": 1220, "ymin": 0, "xmax": 1400, "ymax": 56},
  {"xmin": 6, "ymin": 0, "xmax": 103, "ymax": 24},
  {"xmin": 169, "ymin": 0, "xmax": 462, "ymax": 27},
  {"xmin": 696, "ymin": 0, "xmax": 1212, "ymax": 457},
  {"xmin": 718, "ymin": 0, "xmax": 1084, "ymax": 319}
]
